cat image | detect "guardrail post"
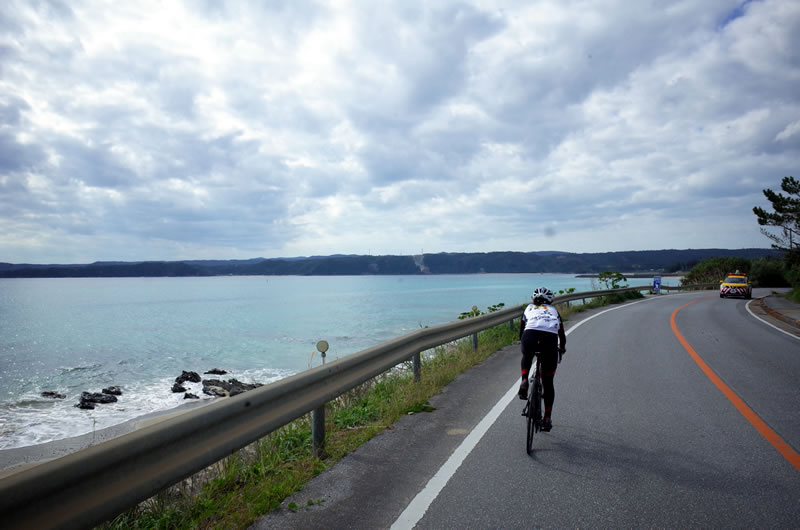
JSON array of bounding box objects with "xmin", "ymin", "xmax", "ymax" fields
[
  {"xmin": 312, "ymin": 405, "xmax": 325, "ymax": 458},
  {"xmin": 508, "ymin": 318, "xmax": 514, "ymax": 331},
  {"xmin": 413, "ymin": 352, "xmax": 421, "ymax": 382},
  {"xmin": 470, "ymin": 306, "xmax": 480, "ymax": 351}
]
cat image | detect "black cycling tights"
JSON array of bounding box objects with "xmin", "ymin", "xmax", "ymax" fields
[
  {"xmin": 541, "ymin": 374, "xmax": 554, "ymax": 415},
  {"xmin": 521, "ymin": 330, "xmax": 558, "ymax": 416}
]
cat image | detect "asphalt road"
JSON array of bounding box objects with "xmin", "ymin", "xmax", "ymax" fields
[{"xmin": 252, "ymin": 289, "xmax": 800, "ymax": 529}]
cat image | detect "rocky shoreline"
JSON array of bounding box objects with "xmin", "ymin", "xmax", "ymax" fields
[
  {"xmin": 0, "ymin": 398, "xmax": 213, "ymax": 478},
  {"xmin": 4, "ymin": 367, "xmax": 266, "ymax": 478},
  {"xmin": 38, "ymin": 367, "xmax": 264, "ymax": 410}
]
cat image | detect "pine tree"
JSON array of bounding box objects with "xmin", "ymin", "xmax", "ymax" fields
[{"xmin": 753, "ymin": 176, "xmax": 800, "ymax": 266}]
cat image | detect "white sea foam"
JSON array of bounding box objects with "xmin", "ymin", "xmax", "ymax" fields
[{"xmin": 0, "ymin": 368, "xmax": 294, "ymax": 450}]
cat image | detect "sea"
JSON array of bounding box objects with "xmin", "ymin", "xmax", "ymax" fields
[{"xmin": 0, "ymin": 273, "xmax": 675, "ymax": 449}]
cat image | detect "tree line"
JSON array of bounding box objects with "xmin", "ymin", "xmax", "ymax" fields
[{"xmin": 0, "ymin": 248, "xmax": 780, "ymax": 278}]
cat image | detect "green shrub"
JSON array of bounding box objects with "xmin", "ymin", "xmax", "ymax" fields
[
  {"xmin": 786, "ymin": 267, "xmax": 800, "ymax": 302},
  {"xmin": 602, "ymin": 290, "xmax": 644, "ymax": 304},
  {"xmin": 458, "ymin": 302, "xmax": 505, "ymax": 320},
  {"xmin": 749, "ymin": 258, "xmax": 789, "ymax": 287},
  {"xmin": 681, "ymin": 257, "xmax": 751, "ymax": 285},
  {"xmin": 598, "ymin": 271, "xmax": 627, "ymax": 290}
]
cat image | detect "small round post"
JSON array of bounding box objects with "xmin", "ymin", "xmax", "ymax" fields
[{"xmin": 312, "ymin": 340, "xmax": 329, "ymax": 458}]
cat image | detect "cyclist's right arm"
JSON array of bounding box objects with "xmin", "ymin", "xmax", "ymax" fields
[{"xmin": 520, "ymin": 304, "xmax": 534, "ymax": 341}]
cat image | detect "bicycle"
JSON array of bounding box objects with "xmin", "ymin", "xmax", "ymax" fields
[
  {"xmin": 522, "ymin": 358, "xmax": 543, "ymax": 455},
  {"xmin": 522, "ymin": 350, "xmax": 562, "ymax": 455}
]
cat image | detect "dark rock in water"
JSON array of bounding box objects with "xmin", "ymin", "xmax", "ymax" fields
[
  {"xmin": 227, "ymin": 379, "xmax": 262, "ymax": 396},
  {"xmin": 204, "ymin": 368, "xmax": 228, "ymax": 375},
  {"xmin": 202, "ymin": 384, "xmax": 229, "ymax": 397},
  {"xmin": 81, "ymin": 391, "xmax": 118, "ymax": 404},
  {"xmin": 172, "ymin": 383, "xmax": 187, "ymax": 393},
  {"xmin": 102, "ymin": 386, "xmax": 122, "ymax": 396},
  {"xmin": 202, "ymin": 378, "xmax": 262, "ymax": 397},
  {"xmin": 76, "ymin": 391, "xmax": 117, "ymax": 409},
  {"xmin": 202, "ymin": 379, "xmax": 225, "ymax": 395},
  {"xmin": 176, "ymin": 370, "xmax": 201, "ymax": 385},
  {"xmin": 184, "ymin": 392, "xmax": 199, "ymax": 400},
  {"xmin": 41, "ymin": 391, "xmax": 66, "ymax": 399}
]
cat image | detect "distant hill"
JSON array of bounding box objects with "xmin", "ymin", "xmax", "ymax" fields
[{"xmin": 0, "ymin": 248, "xmax": 782, "ymax": 278}]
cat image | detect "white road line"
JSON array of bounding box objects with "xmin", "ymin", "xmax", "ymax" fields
[
  {"xmin": 390, "ymin": 297, "xmax": 655, "ymax": 530},
  {"xmin": 746, "ymin": 300, "xmax": 800, "ymax": 341}
]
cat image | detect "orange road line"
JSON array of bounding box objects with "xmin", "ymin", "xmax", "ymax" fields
[{"xmin": 671, "ymin": 297, "xmax": 800, "ymax": 473}]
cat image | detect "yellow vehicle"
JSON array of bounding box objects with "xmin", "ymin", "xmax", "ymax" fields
[{"xmin": 719, "ymin": 272, "xmax": 752, "ymax": 299}]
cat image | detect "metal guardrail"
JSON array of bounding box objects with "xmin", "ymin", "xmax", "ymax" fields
[
  {"xmin": 0, "ymin": 281, "xmax": 712, "ymax": 528},
  {"xmin": 555, "ymin": 282, "xmax": 716, "ymax": 305}
]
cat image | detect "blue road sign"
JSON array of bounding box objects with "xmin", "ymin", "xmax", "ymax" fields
[{"xmin": 652, "ymin": 276, "xmax": 662, "ymax": 294}]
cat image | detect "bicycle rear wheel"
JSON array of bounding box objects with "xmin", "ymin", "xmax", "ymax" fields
[{"xmin": 525, "ymin": 394, "xmax": 535, "ymax": 454}]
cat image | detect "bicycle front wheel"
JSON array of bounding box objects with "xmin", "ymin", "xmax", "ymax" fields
[{"xmin": 525, "ymin": 388, "xmax": 536, "ymax": 455}]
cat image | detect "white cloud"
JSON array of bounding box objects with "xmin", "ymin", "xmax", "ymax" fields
[
  {"xmin": 776, "ymin": 121, "xmax": 800, "ymax": 142},
  {"xmin": 0, "ymin": 0, "xmax": 798, "ymax": 263}
]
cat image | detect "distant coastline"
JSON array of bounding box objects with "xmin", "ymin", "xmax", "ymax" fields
[{"xmin": 0, "ymin": 248, "xmax": 780, "ymax": 278}]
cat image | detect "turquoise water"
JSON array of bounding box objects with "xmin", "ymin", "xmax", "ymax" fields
[{"xmin": 0, "ymin": 274, "xmax": 671, "ymax": 448}]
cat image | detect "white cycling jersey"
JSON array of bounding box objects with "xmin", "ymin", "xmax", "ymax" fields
[{"xmin": 522, "ymin": 303, "xmax": 561, "ymax": 334}]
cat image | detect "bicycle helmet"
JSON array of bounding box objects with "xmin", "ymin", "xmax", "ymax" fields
[{"xmin": 532, "ymin": 287, "xmax": 554, "ymax": 305}]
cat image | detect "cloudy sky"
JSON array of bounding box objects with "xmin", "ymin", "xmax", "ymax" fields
[{"xmin": 1, "ymin": 0, "xmax": 798, "ymax": 264}]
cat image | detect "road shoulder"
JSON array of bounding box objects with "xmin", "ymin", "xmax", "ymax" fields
[{"xmin": 748, "ymin": 293, "xmax": 800, "ymax": 339}]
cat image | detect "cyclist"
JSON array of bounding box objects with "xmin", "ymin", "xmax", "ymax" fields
[{"xmin": 518, "ymin": 287, "xmax": 566, "ymax": 432}]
